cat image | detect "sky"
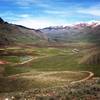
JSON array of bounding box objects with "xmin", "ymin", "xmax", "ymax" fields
[{"xmin": 0, "ymin": 0, "xmax": 100, "ymax": 29}]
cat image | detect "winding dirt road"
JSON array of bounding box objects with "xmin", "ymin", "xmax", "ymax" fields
[
  {"xmin": 7, "ymin": 55, "xmax": 94, "ymax": 85},
  {"xmin": 71, "ymin": 71, "xmax": 94, "ymax": 84}
]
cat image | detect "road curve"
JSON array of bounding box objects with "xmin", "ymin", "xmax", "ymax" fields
[{"xmin": 71, "ymin": 71, "xmax": 94, "ymax": 84}]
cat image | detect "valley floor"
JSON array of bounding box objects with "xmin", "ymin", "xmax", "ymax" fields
[{"xmin": 0, "ymin": 44, "xmax": 100, "ymax": 100}]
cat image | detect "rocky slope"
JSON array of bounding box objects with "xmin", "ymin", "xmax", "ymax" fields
[{"xmin": 0, "ymin": 78, "xmax": 100, "ymax": 100}]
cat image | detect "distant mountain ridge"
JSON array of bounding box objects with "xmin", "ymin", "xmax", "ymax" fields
[
  {"xmin": 40, "ymin": 22, "xmax": 100, "ymax": 43},
  {"xmin": 0, "ymin": 17, "xmax": 100, "ymax": 46}
]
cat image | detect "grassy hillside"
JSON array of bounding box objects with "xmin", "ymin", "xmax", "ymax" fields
[
  {"xmin": 79, "ymin": 47, "xmax": 100, "ymax": 64},
  {"xmin": 0, "ymin": 18, "xmax": 47, "ymax": 46}
]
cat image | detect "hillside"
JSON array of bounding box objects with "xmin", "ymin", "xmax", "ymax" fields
[
  {"xmin": 0, "ymin": 17, "xmax": 100, "ymax": 46},
  {"xmin": 0, "ymin": 18, "xmax": 47, "ymax": 46}
]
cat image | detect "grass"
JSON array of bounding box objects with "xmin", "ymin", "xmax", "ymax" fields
[
  {"xmin": 0, "ymin": 71, "xmax": 89, "ymax": 92},
  {"xmin": 2, "ymin": 47, "xmax": 100, "ymax": 76},
  {"xmin": 0, "ymin": 56, "xmax": 20, "ymax": 63},
  {"xmin": 0, "ymin": 56, "xmax": 32, "ymax": 63},
  {"xmin": 4, "ymin": 66, "xmax": 32, "ymax": 76},
  {"xmin": 0, "ymin": 45, "xmax": 100, "ymax": 92},
  {"xmin": 0, "ymin": 77, "xmax": 47, "ymax": 92},
  {"xmin": 79, "ymin": 49, "xmax": 100, "ymax": 64}
]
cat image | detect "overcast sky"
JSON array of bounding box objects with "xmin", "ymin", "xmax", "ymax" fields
[{"xmin": 0, "ymin": 0, "xmax": 100, "ymax": 29}]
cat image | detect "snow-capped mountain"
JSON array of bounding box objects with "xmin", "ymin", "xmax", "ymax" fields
[{"xmin": 39, "ymin": 22, "xmax": 100, "ymax": 43}]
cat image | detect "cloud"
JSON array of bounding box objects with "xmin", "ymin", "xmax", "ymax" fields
[
  {"xmin": 0, "ymin": 11, "xmax": 33, "ymax": 22},
  {"xmin": 20, "ymin": 14, "xmax": 30, "ymax": 18},
  {"xmin": 11, "ymin": 18, "xmax": 100, "ymax": 29},
  {"xmin": 15, "ymin": 0, "xmax": 51, "ymax": 7},
  {"xmin": 11, "ymin": 17, "xmax": 68, "ymax": 29},
  {"xmin": 37, "ymin": 3, "xmax": 51, "ymax": 8},
  {"xmin": 43, "ymin": 10, "xmax": 72, "ymax": 18},
  {"xmin": 77, "ymin": 4, "xmax": 100, "ymax": 16},
  {"xmin": 15, "ymin": 0, "xmax": 40, "ymax": 6},
  {"xmin": 0, "ymin": 11, "xmax": 20, "ymax": 21},
  {"xmin": 44, "ymin": 10, "xmax": 67, "ymax": 15},
  {"xmin": 1, "ymin": 1, "xmax": 100, "ymax": 29}
]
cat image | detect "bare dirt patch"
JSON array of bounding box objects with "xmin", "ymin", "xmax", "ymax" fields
[{"xmin": 0, "ymin": 60, "xmax": 9, "ymax": 65}]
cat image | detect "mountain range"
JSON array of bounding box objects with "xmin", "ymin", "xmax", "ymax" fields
[
  {"xmin": 0, "ymin": 17, "xmax": 100, "ymax": 46},
  {"xmin": 40, "ymin": 23, "xmax": 100, "ymax": 43}
]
